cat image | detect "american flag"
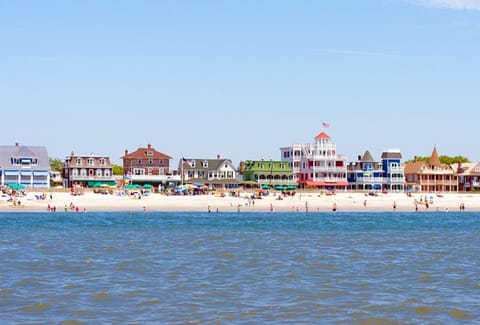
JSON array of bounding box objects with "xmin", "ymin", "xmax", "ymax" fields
[
  {"xmin": 322, "ymin": 122, "xmax": 330, "ymax": 128},
  {"xmin": 182, "ymin": 157, "xmax": 192, "ymax": 167}
]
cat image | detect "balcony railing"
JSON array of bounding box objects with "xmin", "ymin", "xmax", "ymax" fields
[{"xmin": 71, "ymin": 176, "xmax": 115, "ymax": 181}]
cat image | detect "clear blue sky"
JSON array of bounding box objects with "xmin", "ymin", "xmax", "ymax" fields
[{"xmin": 1, "ymin": 0, "xmax": 479, "ymax": 165}]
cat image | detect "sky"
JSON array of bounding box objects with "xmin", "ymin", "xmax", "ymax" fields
[{"xmin": 1, "ymin": 0, "xmax": 479, "ymax": 165}]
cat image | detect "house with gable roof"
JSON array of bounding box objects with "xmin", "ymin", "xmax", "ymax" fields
[
  {"xmin": 347, "ymin": 150, "xmax": 384, "ymax": 191},
  {"xmin": 122, "ymin": 144, "xmax": 180, "ymax": 188},
  {"xmin": 0, "ymin": 142, "xmax": 50, "ymax": 188},
  {"xmin": 178, "ymin": 155, "xmax": 238, "ymax": 190},
  {"xmin": 404, "ymin": 147, "xmax": 457, "ymax": 192},
  {"xmin": 62, "ymin": 151, "xmax": 116, "ymax": 188},
  {"xmin": 347, "ymin": 149, "xmax": 405, "ymax": 192},
  {"xmin": 453, "ymin": 161, "xmax": 480, "ymax": 192}
]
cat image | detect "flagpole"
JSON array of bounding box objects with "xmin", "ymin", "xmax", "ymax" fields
[{"xmin": 181, "ymin": 158, "xmax": 184, "ymax": 186}]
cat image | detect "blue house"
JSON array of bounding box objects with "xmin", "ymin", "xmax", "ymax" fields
[
  {"xmin": 381, "ymin": 149, "xmax": 404, "ymax": 192},
  {"xmin": 0, "ymin": 143, "xmax": 51, "ymax": 188},
  {"xmin": 348, "ymin": 149, "xmax": 404, "ymax": 192}
]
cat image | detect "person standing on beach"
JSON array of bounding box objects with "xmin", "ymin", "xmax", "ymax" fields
[
  {"xmin": 393, "ymin": 201, "xmax": 397, "ymax": 211},
  {"xmin": 332, "ymin": 203, "xmax": 337, "ymax": 212}
]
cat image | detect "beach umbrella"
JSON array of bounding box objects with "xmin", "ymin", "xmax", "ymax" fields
[{"xmin": 143, "ymin": 184, "xmax": 152, "ymax": 189}]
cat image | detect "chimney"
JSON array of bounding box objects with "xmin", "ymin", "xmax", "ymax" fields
[
  {"xmin": 147, "ymin": 144, "xmax": 152, "ymax": 149},
  {"xmin": 15, "ymin": 142, "xmax": 19, "ymax": 147},
  {"xmin": 457, "ymin": 160, "xmax": 463, "ymax": 174},
  {"xmin": 358, "ymin": 155, "xmax": 361, "ymax": 161},
  {"xmin": 125, "ymin": 149, "xmax": 128, "ymax": 157},
  {"xmin": 414, "ymin": 156, "xmax": 417, "ymax": 162},
  {"xmin": 217, "ymin": 154, "xmax": 220, "ymax": 160}
]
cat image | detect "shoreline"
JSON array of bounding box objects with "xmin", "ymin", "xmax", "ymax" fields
[{"xmin": 1, "ymin": 191, "xmax": 478, "ymax": 213}]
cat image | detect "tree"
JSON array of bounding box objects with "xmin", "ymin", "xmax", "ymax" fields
[
  {"xmin": 112, "ymin": 164, "xmax": 123, "ymax": 176},
  {"xmin": 404, "ymin": 155, "xmax": 470, "ymax": 165},
  {"xmin": 49, "ymin": 158, "xmax": 64, "ymax": 172}
]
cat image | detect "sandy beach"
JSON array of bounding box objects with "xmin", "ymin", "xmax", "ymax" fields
[{"xmin": 1, "ymin": 189, "xmax": 479, "ymax": 213}]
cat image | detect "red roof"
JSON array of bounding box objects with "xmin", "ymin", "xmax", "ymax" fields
[
  {"xmin": 123, "ymin": 145, "xmax": 172, "ymax": 160},
  {"xmin": 315, "ymin": 132, "xmax": 330, "ymax": 139}
]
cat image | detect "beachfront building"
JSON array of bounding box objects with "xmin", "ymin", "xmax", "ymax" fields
[
  {"xmin": 347, "ymin": 150, "xmax": 384, "ymax": 191},
  {"xmin": 179, "ymin": 155, "xmax": 238, "ymax": 190},
  {"xmin": 453, "ymin": 162, "xmax": 480, "ymax": 192},
  {"xmin": 0, "ymin": 142, "xmax": 50, "ymax": 188},
  {"xmin": 347, "ymin": 149, "xmax": 405, "ymax": 192},
  {"xmin": 122, "ymin": 144, "xmax": 180, "ymax": 188},
  {"xmin": 240, "ymin": 159, "xmax": 296, "ymax": 190},
  {"xmin": 62, "ymin": 152, "xmax": 116, "ymax": 188},
  {"xmin": 280, "ymin": 132, "xmax": 348, "ymax": 190},
  {"xmin": 404, "ymin": 147, "xmax": 458, "ymax": 192}
]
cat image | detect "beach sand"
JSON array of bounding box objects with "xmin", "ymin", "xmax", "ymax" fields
[{"xmin": 1, "ymin": 190, "xmax": 478, "ymax": 213}]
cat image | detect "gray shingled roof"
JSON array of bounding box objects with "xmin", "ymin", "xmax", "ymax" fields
[
  {"xmin": 0, "ymin": 145, "xmax": 50, "ymax": 170},
  {"xmin": 360, "ymin": 150, "xmax": 375, "ymax": 162},
  {"xmin": 381, "ymin": 151, "xmax": 402, "ymax": 159}
]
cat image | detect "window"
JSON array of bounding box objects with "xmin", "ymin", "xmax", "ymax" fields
[
  {"xmin": 21, "ymin": 158, "xmax": 32, "ymax": 167},
  {"xmin": 148, "ymin": 167, "xmax": 153, "ymax": 175},
  {"xmin": 148, "ymin": 158, "xmax": 153, "ymax": 165},
  {"xmin": 80, "ymin": 169, "xmax": 87, "ymax": 176},
  {"xmin": 159, "ymin": 167, "xmax": 165, "ymax": 175},
  {"xmin": 258, "ymin": 163, "xmax": 264, "ymax": 169},
  {"xmin": 72, "ymin": 169, "xmax": 78, "ymax": 176},
  {"xmin": 96, "ymin": 169, "xmax": 102, "ymax": 177},
  {"xmin": 202, "ymin": 160, "xmax": 208, "ymax": 168},
  {"xmin": 147, "ymin": 151, "xmax": 153, "ymax": 156},
  {"xmin": 133, "ymin": 168, "xmax": 145, "ymax": 175},
  {"xmin": 104, "ymin": 169, "xmax": 111, "ymax": 177},
  {"xmin": 76, "ymin": 158, "xmax": 82, "ymax": 165},
  {"xmin": 137, "ymin": 158, "xmax": 142, "ymax": 164},
  {"xmin": 88, "ymin": 158, "xmax": 94, "ymax": 165},
  {"xmin": 191, "ymin": 160, "xmax": 196, "ymax": 168},
  {"xmin": 100, "ymin": 158, "xmax": 106, "ymax": 165}
]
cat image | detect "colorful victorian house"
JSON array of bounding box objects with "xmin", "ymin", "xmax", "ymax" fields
[
  {"xmin": 347, "ymin": 151, "xmax": 384, "ymax": 191},
  {"xmin": 453, "ymin": 162, "xmax": 480, "ymax": 192},
  {"xmin": 0, "ymin": 143, "xmax": 50, "ymax": 188},
  {"xmin": 179, "ymin": 155, "xmax": 238, "ymax": 189},
  {"xmin": 404, "ymin": 147, "xmax": 458, "ymax": 192},
  {"xmin": 280, "ymin": 132, "xmax": 348, "ymax": 190},
  {"xmin": 348, "ymin": 149, "xmax": 405, "ymax": 192},
  {"xmin": 240, "ymin": 159, "xmax": 296, "ymax": 190},
  {"xmin": 62, "ymin": 152, "xmax": 116, "ymax": 188},
  {"xmin": 122, "ymin": 144, "xmax": 180, "ymax": 188}
]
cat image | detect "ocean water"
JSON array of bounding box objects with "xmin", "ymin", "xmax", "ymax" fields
[{"xmin": 0, "ymin": 211, "xmax": 479, "ymax": 324}]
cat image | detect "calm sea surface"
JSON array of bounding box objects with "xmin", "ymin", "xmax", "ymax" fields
[{"xmin": 0, "ymin": 211, "xmax": 479, "ymax": 324}]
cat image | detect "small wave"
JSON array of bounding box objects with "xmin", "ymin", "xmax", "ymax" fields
[
  {"xmin": 22, "ymin": 302, "xmax": 50, "ymax": 312},
  {"xmin": 91, "ymin": 292, "xmax": 111, "ymax": 301},
  {"xmin": 450, "ymin": 308, "xmax": 473, "ymax": 319}
]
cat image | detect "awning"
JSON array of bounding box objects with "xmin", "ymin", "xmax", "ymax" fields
[
  {"xmin": 300, "ymin": 180, "xmax": 348, "ymax": 187},
  {"xmin": 21, "ymin": 171, "xmax": 33, "ymax": 176},
  {"xmin": 4, "ymin": 171, "xmax": 19, "ymax": 176},
  {"xmin": 34, "ymin": 171, "xmax": 50, "ymax": 176}
]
